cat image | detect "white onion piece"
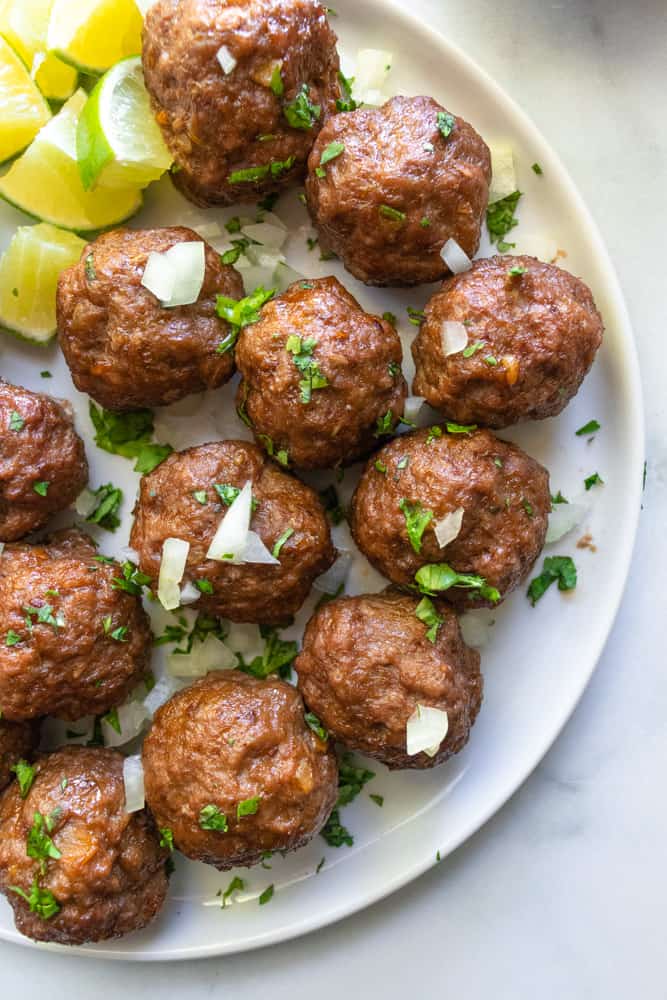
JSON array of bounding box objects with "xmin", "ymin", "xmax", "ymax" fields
[
  {"xmin": 243, "ymin": 243, "xmax": 285, "ymax": 268},
  {"xmin": 216, "ymin": 45, "xmax": 237, "ymax": 74},
  {"xmin": 143, "ymin": 675, "xmax": 181, "ymax": 717},
  {"xmin": 39, "ymin": 715, "xmax": 94, "ymax": 750},
  {"xmin": 74, "ymin": 488, "xmax": 98, "ymax": 518},
  {"xmin": 242, "ymin": 530, "xmax": 280, "ymax": 565},
  {"xmin": 179, "ymin": 581, "xmax": 201, "ymax": 605},
  {"xmin": 192, "ymin": 221, "xmax": 222, "ymax": 240},
  {"xmin": 123, "ymin": 755, "xmax": 145, "ymax": 813},
  {"xmin": 258, "ymin": 211, "xmax": 288, "ymax": 231},
  {"xmin": 118, "ymin": 545, "xmax": 139, "ymax": 563},
  {"xmin": 313, "ymin": 552, "xmax": 352, "ymax": 594},
  {"xmin": 516, "ymin": 233, "xmax": 560, "ymax": 264},
  {"xmin": 0, "ymin": 542, "xmax": 4, "ymax": 559},
  {"xmin": 102, "ymin": 701, "xmax": 149, "ymax": 748},
  {"xmin": 546, "ymin": 501, "xmax": 589, "ymax": 544},
  {"xmin": 406, "ymin": 704, "xmax": 449, "ymax": 757},
  {"xmin": 488, "ymin": 143, "xmax": 516, "ymax": 204},
  {"xmin": 168, "ymin": 635, "xmax": 237, "ymax": 678},
  {"xmin": 403, "ymin": 395, "xmax": 425, "ymax": 423},
  {"xmin": 241, "ymin": 223, "xmax": 288, "ymax": 250},
  {"xmin": 433, "ymin": 507, "xmax": 464, "ymax": 548},
  {"xmin": 440, "ymin": 238, "xmax": 472, "ymax": 274},
  {"xmin": 459, "ymin": 609, "xmax": 496, "ymax": 648},
  {"xmin": 237, "ymin": 261, "xmax": 278, "ymax": 293},
  {"xmin": 440, "ymin": 321, "xmax": 468, "ymax": 357},
  {"xmin": 274, "ymin": 262, "xmax": 304, "ymax": 293},
  {"xmin": 157, "ymin": 537, "xmax": 190, "ymax": 611},
  {"xmin": 141, "ymin": 241, "xmax": 206, "ymax": 308},
  {"xmin": 206, "ymin": 481, "xmax": 252, "ymax": 562},
  {"xmin": 354, "ymin": 49, "xmax": 392, "ymax": 103},
  {"xmin": 226, "ymin": 622, "xmax": 264, "ymax": 658}
]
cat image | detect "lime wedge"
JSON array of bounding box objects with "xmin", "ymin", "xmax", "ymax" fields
[
  {"xmin": 0, "ymin": 36, "xmax": 51, "ymax": 163},
  {"xmin": 47, "ymin": 0, "xmax": 143, "ymax": 75},
  {"xmin": 0, "ymin": 222, "xmax": 85, "ymax": 342},
  {"xmin": 77, "ymin": 56, "xmax": 172, "ymax": 191},
  {"xmin": 0, "ymin": 0, "xmax": 77, "ymax": 101},
  {"xmin": 0, "ymin": 89, "xmax": 143, "ymax": 232}
]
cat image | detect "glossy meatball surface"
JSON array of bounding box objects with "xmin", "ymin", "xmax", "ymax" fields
[
  {"xmin": 130, "ymin": 441, "xmax": 335, "ymax": 624},
  {"xmin": 143, "ymin": 670, "xmax": 338, "ymax": 869},
  {"xmin": 0, "ymin": 530, "xmax": 152, "ymax": 721},
  {"xmin": 0, "ymin": 720, "xmax": 38, "ymax": 791},
  {"xmin": 236, "ymin": 277, "xmax": 407, "ymax": 469},
  {"xmin": 0, "ymin": 746, "xmax": 168, "ymax": 945},
  {"xmin": 0, "ymin": 380, "xmax": 88, "ymax": 542},
  {"xmin": 305, "ymin": 96, "xmax": 491, "ymax": 286},
  {"xmin": 296, "ymin": 590, "xmax": 482, "ymax": 769},
  {"xmin": 412, "ymin": 256, "xmax": 604, "ymax": 427},
  {"xmin": 142, "ymin": 0, "xmax": 340, "ymax": 206},
  {"xmin": 350, "ymin": 427, "xmax": 550, "ymax": 608},
  {"xmin": 57, "ymin": 227, "xmax": 244, "ymax": 411}
]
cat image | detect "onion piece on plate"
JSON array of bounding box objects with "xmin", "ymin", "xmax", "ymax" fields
[
  {"xmin": 403, "ymin": 395, "xmax": 425, "ymax": 423},
  {"xmin": 406, "ymin": 704, "xmax": 449, "ymax": 757},
  {"xmin": 74, "ymin": 487, "xmax": 98, "ymax": 518},
  {"xmin": 123, "ymin": 755, "xmax": 145, "ymax": 813},
  {"xmin": 546, "ymin": 500, "xmax": 589, "ymax": 544},
  {"xmin": 353, "ymin": 49, "xmax": 392, "ymax": 104},
  {"xmin": 157, "ymin": 537, "xmax": 190, "ymax": 611},
  {"xmin": 168, "ymin": 635, "xmax": 237, "ymax": 678},
  {"xmin": 141, "ymin": 241, "xmax": 206, "ymax": 308},
  {"xmin": 488, "ymin": 143, "xmax": 516, "ymax": 204},
  {"xmin": 314, "ymin": 552, "xmax": 352, "ymax": 594},
  {"xmin": 440, "ymin": 321, "xmax": 468, "ymax": 357},
  {"xmin": 440, "ymin": 238, "xmax": 472, "ymax": 274},
  {"xmin": 433, "ymin": 507, "xmax": 464, "ymax": 548},
  {"xmin": 179, "ymin": 580, "xmax": 201, "ymax": 605},
  {"xmin": 143, "ymin": 675, "xmax": 182, "ymax": 717},
  {"xmin": 241, "ymin": 223, "xmax": 288, "ymax": 250},
  {"xmin": 102, "ymin": 701, "xmax": 149, "ymax": 748},
  {"xmin": 216, "ymin": 45, "xmax": 237, "ymax": 74}
]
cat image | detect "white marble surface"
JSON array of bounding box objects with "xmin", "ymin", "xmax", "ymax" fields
[{"xmin": 2, "ymin": 0, "xmax": 665, "ymax": 995}]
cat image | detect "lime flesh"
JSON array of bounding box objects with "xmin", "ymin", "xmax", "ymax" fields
[
  {"xmin": 0, "ymin": 35, "xmax": 51, "ymax": 163},
  {"xmin": 47, "ymin": 0, "xmax": 143, "ymax": 75},
  {"xmin": 0, "ymin": 0, "xmax": 77, "ymax": 101}
]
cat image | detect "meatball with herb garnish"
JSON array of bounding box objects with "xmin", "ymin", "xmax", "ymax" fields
[
  {"xmin": 349, "ymin": 426, "xmax": 550, "ymax": 608},
  {"xmin": 142, "ymin": 670, "xmax": 338, "ymax": 869},
  {"xmin": 0, "ymin": 720, "xmax": 39, "ymax": 792},
  {"xmin": 0, "ymin": 380, "xmax": 88, "ymax": 543},
  {"xmin": 56, "ymin": 227, "xmax": 244, "ymax": 412},
  {"xmin": 305, "ymin": 95, "xmax": 491, "ymax": 286},
  {"xmin": 235, "ymin": 276, "xmax": 407, "ymax": 469},
  {"xmin": 0, "ymin": 529, "xmax": 152, "ymax": 721},
  {"xmin": 142, "ymin": 0, "xmax": 341, "ymax": 206},
  {"xmin": 412, "ymin": 255, "xmax": 604, "ymax": 427},
  {"xmin": 129, "ymin": 440, "xmax": 335, "ymax": 625},
  {"xmin": 0, "ymin": 746, "xmax": 169, "ymax": 946},
  {"xmin": 296, "ymin": 590, "xmax": 482, "ymax": 770}
]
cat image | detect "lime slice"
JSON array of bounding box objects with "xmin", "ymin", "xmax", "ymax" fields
[
  {"xmin": 0, "ymin": 89, "xmax": 143, "ymax": 232},
  {"xmin": 0, "ymin": 36, "xmax": 51, "ymax": 163},
  {"xmin": 47, "ymin": 0, "xmax": 143, "ymax": 75},
  {"xmin": 0, "ymin": 0, "xmax": 77, "ymax": 101},
  {"xmin": 0, "ymin": 222, "xmax": 85, "ymax": 342},
  {"xmin": 77, "ymin": 57, "xmax": 172, "ymax": 191}
]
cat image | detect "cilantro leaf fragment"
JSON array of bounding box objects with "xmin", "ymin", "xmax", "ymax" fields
[
  {"xmin": 221, "ymin": 876, "xmax": 245, "ymax": 908},
  {"xmin": 89, "ymin": 402, "xmax": 172, "ymax": 474},
  {"xmin": 271, "ymin": 527, "xmax": 294, "ymax": 558},
  {"xmin": 216, "ymin": 286, "xmax": 275, "ymax": 354},
  {"xmin": 527, "ymin": 556, "xmax": 577, "ymax": 605},
  {"xmin": 159, "ymin": 828, "xmax": 174, "ymax": 852},
  {"xmin": 199, "ymin": 805, "xmax": 228, "ymax": 831},
  {"xmin": 237, "ymin": 628, "xmax": 297, "ymax": 680},
  {"xmin": 304, "ymin": 711, "xmax": 328, "ymax": 742},
  {"xmin": 415, "ymin": 563, "xmax": 500, "ymax": 604},
  {"xmin": 335, "ymin": 71, "xmax": 358, "ymax": 113},
  {"xmin": 9, "ymin": 880, "xmax": 59, "ymax": 921},
  {"xmin": 283, "ymin": 84, "xmax": 320, "ymax": 130},
  {"xmin": 575, "ymin": 419, "xmax": 600, "ymax": 437},
  {"xmin": 285, "ymin": 334, "xmax": 329, "ymax": 403},
  {"xmin": 320, "ymin": 809, "xmax": 353, "ymax": 847},
  {"xmin": 437, "ymin": 110, "xmax": 455, "ymax": 139},
  {"xmin": 11, "ymin": 759, "xmax": 35, "ymax": 798},
  {"xmin": 258, "ymin": 884, "xmax": 274, "ymax": 905},
  {"xmin": 85, "ymin": 483, "xmax": 123, "ymax": 532},
  {"xmin": 379, "ymin": 204, "xmax": 406, "ymax": 223},
  {"xmin": 415, "ymin": 596, "xmax": 444, "ymax": 642},
  {"xmin": 584, "ymin": 472, "xmax": 604, "ymax": 490},
  {"xmin": 337, "ymin": 753, "xmax": 374, "ymax": 806},
  {"xmin": 486, "ymin": 191, "xmax": 522, "ymax": 250},
  {"xmin": 237, "ymin": 796, "xmax": 261, "ymax": 819},
  {"xmin": 374, "ymin": 409, "xmax": 394, "ymax": 437},
  {"xmin": 398, "ymin": 499, "xmax": 433, "ymax": 554},
  {"xmin": 320, "ymin": 140, "xmax": 345, "ymax": 166},
  {"xmin": 9, "ymin": 411, "xmax": 24, "ymax": 431}
]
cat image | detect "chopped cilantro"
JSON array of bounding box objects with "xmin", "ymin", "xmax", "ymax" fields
[
  {"xmin": 23, "ymin": 603, "xmax": 64, "ymax": 631},
  {"xmin": 112, "ymin": 561, "xmax": 151, "ymax": 596},
  {"xmin": 415, "ymin": 563, "xmax": 500, "ymax": 604},
  {"xmin": 225, "ymin": 216, "xmax": 242, "ymax": 234},
  {"xmin": 9, "ymin": 410, "xmax": 24, "ymax": 431},
  {"xmin": 228, "ymin": 157, "xmax": 295, "ymax": 184},
  {"xmin": 40, "ymin": 371, "xmax": 51, "ymax": 378},
  {"xmin": 374, "ymin": 410, "xmax": 394, "ymax": 437},
  {"xmin": 283, "ymin": 84, "xmax": 320, "ymax": 130},
  {"xmin": 216, "ymin": 286, "xmax": 275, "ymax": 353},
  {"xmin": 382, "ymin": 311, "xmax": 397, "ymax": 326},
  {"xmin": 584, "ymin": 472, "xmax": 604, "ymax": 490},
  {"xmin": 388, "ymin": 360, "xmax": 401, "ymax": 377},
  {"xmin": 445, "ymin": 421, "xmax": 477, "ymax": 434},
  {"xmin": 5, "ymin": 630, "xmax": 21, "ymax": 647},
  {"xmin": 320, "ymin": 808, "xmax": 353, "ymax": 847},
  {"xmin": 159, "ymin": 828, "xmax": 174, "ymax": 851},
  {"xmin": 269, "ymin": 63, "xmax": 283, "ymax": 97},
  {"xmin": 335, "ymin": 71, "xmax": 358, "ymax": 113},
  {"xmin": 484, "ymin": 355, "xmax": 498, "ymax": 366},
  {"xmin": 426, "ymin": 426, "xmax": 443, "ymax": 444},
  {"xmin": 551, "ymin": 491, "xmax": 569, "ymax": 505},
  {"xmin": 486, "ymin": 190, "xmax": 522, "ymax": 250},
  {"xmin": 193, "ymin": 490, "xmax": 208, "ymax": 505},
  {"xmin": 33, "ymin": 481, "xmax": 49, "ymax": 496},
  {"xmin": 221, "ymin": 876, "xmax": 245, "ymax": 908},
  {"xmin": 337, "ymin": 753, "xmax": 374, "ymax": 806},
  {"xmin": 258, "ymin": 884, "xmax": 274, "ymax": 905},
  {"xmin": 437, "ymin": 110, "xmax": 455, "ymax": 139},
  {"xmin": 11, "ymin": 759, "xmax": 35, "ymax": 798},
  {"xmin": 102, "ymin": 706, "xmax": 121, "ymax": 734},
  {"xmin": 527, "ymin": 556, "xmax": 577, "ymax": 605},
  {"xmin": 272, "ymin": 527, "xmax": 294, "ymax": 558},
  {"xmin": 415, "ymin": 596, "xmax": 444, "ymax": 642},
  {"xmin": 462, "ymin": 341, "xmax": 484, "ymax": 358},
  {"xmin": 575, "ymin": 419, "xmax": 600, "ymax": 437},
  {"xmin": 89, "ymin": 402, "xmax": 172, "ymax": 473},
  {"xmin": 370, "ymin": 794, "xmax": 384, "ymax": 807},
  {"xmin": 304, "ymin": 711, "xmax": 328, "ymax": 742},
  {"xmin": 237, "ymin": 796, "xmax": 261, "ymax": 819},
  {"xmin": 374, "ymin": 460, "xmax": 387, "ymax": 474},
  {"xmin": 85, "ymin": 483, "xmax": 123, "ymax": 532},
  {"xmin": 285, "ymin": 334, "xmax": 328, "ymax": 403},
  {"xmin": 320, "ymin": 140, "xmax": 345, "ymax": 166},
  {"xmin": 9, "ymin": 880, "xmax": 59, "ymax": 920},
  {"xmin": 531, "ymin": 162, "xmax": 543, "ymax": 175},
  {"xmin": 257, "ymin": 433, "xmax": 289, "ymax": 467},
  {"xmin": 237, "ymin": 628, "xmax": 297, "ymax": 680},
  {"xmin": 379, "ymin": 204, "xmax": 406, "ymax": 223},
  {"xmin": 27, "ymin": 810, "xmax": 62, "ymax": 871},
  {"xmin": 399, "ymin": 499, "xmax": 433, "ymax": 554},
  {"xmin": 420, "ymin": 216, "xmax": 431, "ymax": 228},
  {"xmin": 407, "ymin": 306, "xmax": 425, "ymax": 326},
  {"xmin": 199, "ymin": 805, "xmax": 228, "ymax": 832},
  {"xmin": 507, "ymin": 265, "xmax": 526, "ymax": 276}
]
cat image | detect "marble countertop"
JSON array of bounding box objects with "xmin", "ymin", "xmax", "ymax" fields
[{"xmin": 2, "ymin": 1, "xmax": 665, "ymax": 996}]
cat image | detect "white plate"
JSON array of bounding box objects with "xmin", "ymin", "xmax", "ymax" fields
[{"xmin": 0, "ymin": 0, "xmax": 643, "ymax": 960}]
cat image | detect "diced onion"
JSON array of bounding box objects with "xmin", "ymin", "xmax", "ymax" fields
[
  {"xmin": 440, "ymin": 238, "xmax": 472, "ymax": 274},
  {"xmin": 459, "ymin": 609, "xmax": 496, "ymax": 648},
  {"xmin": 354, "ymin": 49, "xmax": 392, "ymax": 103},
  {"xmin": 406, "ymin": 704, "xmax": 449, "ymax": 757},
  {"xmin": 440, "ymin": 321, "xmax": 468, "ymax": 357},
  {"xmin": 546, "ymin": 501, "xmax": 589, "ymax": 544},
  {"xmin": 241, "ymin": 223, "xmax": 288, "ymax": 250},
  {"xmin": 216, "ymin": 45, "xmax": 237, "ymax": 74},
  {"xmin": 102, "ymin": 701, "xmax": 149, "ymax": 748},
  {"xmin": 274, "ymin": 262, "xmax": 305, "ymax": 293},
  {"xmin": 314, "ymin": 552, "xmax": 352, "ymax": 594},
  {"xmin": 141, "ymin": 241, "xmax": 206, "ymax": 308},
  {"xmin": 168, "ymin": 635, "xmax": 237, "ymax": 678},
  {"xmin": 192, "ymin": 221, "xmax": 223, "ymax": 240},
  {"xmin": 433, "ymin": 507, "xmax": 464, "ymax": 548},
  {"xmin": 118, "ymin": 545, "xmax": 139, "ymax": 563},
  {"xmin": 179, "ymin": 581, "xmax": 201, "ymax": 605},
  {"xmin": 157, "ymin": 537, "xmax": 190, "ymax": 611},
  {"xmin": 258, "ymin": 212, "xmax": 288, "ymax": 231},
  {"xmin": 39, "ymin": 715, "xmax": 94, "ymax": 750},
  {"xmin": 226, "ymin": 622, "xmax": 264, "ymax": 658},
  {"xmin": 403, "ymin": 396, "xmax": 425, "ymax": 422},
  {"xmin": 143, "ymin": 675, "xmax": 182, "ymax": 717},
  {"xmin": 123, "ymin": 755, "xmax": 145, "ymax": 813},
  {"xmin": 241, "ymin": 530, "xmax": 280, "ymax": 565},
  {"xmin": 488, "ymin": 143, "xmax": 516, "ymax": 204},
  {"xmin": 0, "ymin": 542, "xmax": 5, "ymax": 559},
  {"xmin": 516, "ymin": 234, "xmax": 560, "ymax": 265},
  {"xmin": 206, "ymin": 481, "xmax": 252, "ymax": 562},
  {"xmin": 74, "ymin": 488, "xmax": 98, "ymax": 518}
]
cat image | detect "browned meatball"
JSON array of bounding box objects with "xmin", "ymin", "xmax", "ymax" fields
[
  {"xmin": 235, "ymin": 277, "xmax": 407, "ymax": 469},
  {"xmin": 305, "ymin": 96, "xmax": 491, "ymax": 286},
  {"xmin": 57, "ymin": 227, "xmax": 244, "ymax": 411},
  {"xmin": 0, "ymin": 380, "xmax": 88, "ymax": 542},
  {"xmin": 0, "ymin": 746, "xmax": 168, "ymax": 945},
  {"xmin": 350, "ymin": 427, "xmax": 550, "ymax": 608},
  {"xmin": 0, "ymin": 719, "xmax": 38, "ymax": 791},
  {"xmin": 142, "ymin": 0, "xmax": 340, "ymax": 206},
  {"xmin": 142, "ymin": 670, "xmax": 338, "ymax": 869},
  {"xmin": 0, "ymin": 529, "xmax": 152, "ymax": 721},
  {"xmin": 130, "ymin": 441, "xmax": 334, "ymax": 624},
  {"xmin": 412, "ymin": 256, "xmax": 604, "ymax": 427}
]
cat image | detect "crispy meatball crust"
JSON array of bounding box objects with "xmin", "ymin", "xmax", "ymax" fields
[
  {"xmin": 130, "ymin": 441, "xmax": 335, "ymax": 624},
  {"xmin": 142, "ymin": 0, "xmax": 341, "ymax": 206},
  {"xmin": 235, "ymin": 277, "xmax": 407, "ymax": 469},
  {"xmin": 296, "ymin": 590, "xmax": 482, "ymax": 769},
  {"xmin": 349, "ymin": 428, "xmax": 550, "ymax": 608},
  {"xmin": 142, "ymin": 670, "xmax": 338, "ymax": 869},
  {"xmin": 0, "ymin": 746, "xmax": 168, "ymax": 945},
  {"xmin": 56, "ymin": 227, "xmax": 244, "ymax": 411},
  {"xmin": 0, "ymin": 529, "xmax": 152, "ymax": 721},
  {"xmin": 0, "ymin": 720, "xmax": 39, "ymax": 791},
  {"xmin": 0, "ymin": 381, "xmax": 88, "ymax": 542},
  {"xmin": 412, "ymin": 256, "xmax": 604, "ymax": 427},
  {"xmin": 305, "ymin": 96, "xmax": 491, "ymax": 286}
]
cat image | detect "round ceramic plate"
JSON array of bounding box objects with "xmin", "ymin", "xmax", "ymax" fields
[{"xmin": 0, "ymin": 0, "xmax": 643, "ymax": 960}]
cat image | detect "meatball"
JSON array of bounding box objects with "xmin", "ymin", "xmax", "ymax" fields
[
  {"xmin": 0, "ymin": 719, "xmax": 38, "ymax": 791},
  {"xmin": 235, "ymin": 277, "xmax": 407, "ymax": 469},
  {"xmin": 143, "ymin": 670, "xmax": 338, "ymax": 869},
  {"xmin": 130, "ymin": 441, "xmax": 334, "ymax": 624},
  {"xmin": 412, "ymin": 256, "xmax": 604, "ymax": 427},
  {"xmin": 57, "ymin": 227, "xmax": 244, "ymax": 411},
  {"xmin": 350, "ymin": 427, "xmax": 550, "ymax": 608},
  {"xmin": 142, "ymin": 0, "xmax": 340, "ymax": 206},
  {"xmin": 296, "ymin": 590, "xmax": 482, "ymax": 769},
  {"xmin": 0, "ymin": 380, "xmax": 88, "ymax": 542},
  {"xmin": 305, "ymin": 95, "xmax": 491, "ymax": 286},
  {"xmin": 0, "ymin": 529, "xmax": 152, "ymax": 721},
  {"xmin": 0, "ymin": 746, "xmax": 168, "ymax": 945}
]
